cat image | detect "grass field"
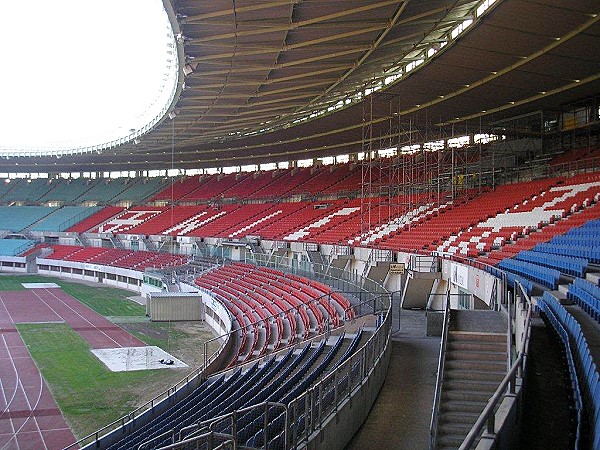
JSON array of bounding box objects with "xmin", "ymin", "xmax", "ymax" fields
[
  {"xmin": 17, "ymin": 323, "xmax": 181, "ymax": 437},
  {"xmin": 0, "ymin": 274, "xmax": 145, "ymax": 316},
  {"xmin": 2, "ymin": 274, "xmax": 217, "ymax": 439}
]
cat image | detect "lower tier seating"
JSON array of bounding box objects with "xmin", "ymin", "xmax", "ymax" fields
[
  {"xmin": 194, "ymin": 263, "xmax": 353, "ymax": 366},
  {"xmin": 44, "ymin": 245, "xmax": 188, "ymax": 271},
  {"xmin": 105, "ymin": 330, "xmax": 368, "ymax": 450}
]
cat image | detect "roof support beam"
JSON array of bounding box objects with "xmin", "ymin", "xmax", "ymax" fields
[{"xmin": 186, "ymin": 0, "xmax": 401, "ymax": 43}]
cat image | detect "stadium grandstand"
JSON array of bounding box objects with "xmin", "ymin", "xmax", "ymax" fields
[{"xmin": 1, "ymin": 1, "xmax": 600, "ymax": 450}]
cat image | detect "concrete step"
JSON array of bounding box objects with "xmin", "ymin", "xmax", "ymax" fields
[
  {"xmin": 440, "ymin": 410, "xmax": 480, "ymax": 426},
  {"xmin": 446, "ymin": 339, "xmax": 506, "ymax": 353},
  {"xmin": 446, "ymin": 348, "xmax": 507, "ymax": 362},
  {"xmin": 586, "ymin": 272, "xmax": 600, "ymax": 285},
  {"xmin": 438, "ymin": 420, "xmax": 476, "ymax": 436},
  {"xmin": 445, "ymin": 368, "xmax": 506, "ymax": 383},
  {"xmin": 558, "ymin": 284, "xmax": 569, "ymax": 295},
  {"xmin": 445, "ymin": 359, "xmax": 507, "ymax": 372},
  {"xmin": 443, "ymin": 378, "xmax": 500, "ymax": 393},
  {"xmin": 436, "ymin": 432, "xmax": 467, "ymax": 448},
  {"xmin": 442, "ymin": 389, "xmax": 493, "ymax": 403},
  {"xmin": 448, "ymin": 331, "xmax": 506, "ymax": 343},
  {"xmin": 440, "ymin": 399, "xmax": 488, "ymax": 414}
]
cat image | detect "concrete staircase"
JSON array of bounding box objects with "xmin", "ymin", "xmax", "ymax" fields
[{"xmin": 435, "ymin": 331, "xmax": 507, "ymax": 449}]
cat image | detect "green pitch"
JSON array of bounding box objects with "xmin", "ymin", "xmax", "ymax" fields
[
  {"xmin": 0, "ymin": 274, "xmax": 145, "ymax": 316},
  {"xmin": 2, "ymin": 274, "xmax": 207, "ymax": 440},
  {"xmin": 17, "ymin": 323, "xmax": 166, "ymax": 437}
]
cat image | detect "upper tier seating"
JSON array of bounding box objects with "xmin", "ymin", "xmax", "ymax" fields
[
  {"xmin": 76, "ymin": 179, "xmax": 132, "ymax": 203},
  {"xmin": 150, "ymin": 175, "xmax": 206, "ymax": 202},
  {"xmin": 257, "ymin": 200, "xmax": 351, "ymax": 241},
  {"xmin": 0, "ymin": 179, "xmax": 16, "ymax": 200},
  {"xmin": 111, "ymin": 177, "xmax": 167, "ymax": 202},
  {"xmin": 0, "ymin": 206, "xmax": 54, "ymax": 232},
  {"xmin": 66, "ymin": 206, "xmax": 126, "ymax": 233},
  {"xmin": 0, "ymin": 177, "xmax": 164, "ymax": 205},
  {"xmin": 37, "ymin": 178, "xmax": 94, "ymax": 203},
  {"xmin": 0, "ymin": 179, "xmax": 51, "ymax": 203},
  {"xmin": 45, "ymin": 244, "xmax": 187, "ymax": 270},
  {"xmin": 29, "ymin": 206, "xmax": 101, "ymax": 232},
  {"xmin": 432, "ymin": 179, "xmax": 563, "ymax": 257},
  {"xmin": 94, "ymin": 206, "xmax": 165, "ymax": 234},
  {"xmin": 285, "ymin": 165, "xmax": 353, "ymax": 196},
  {"xmin": 223, "ymin": 171, "xmax": 284, "ymax": 199},
  {"xmin": 321, "ymin": 163, "xmax": 370, "ymax": 195},
  {"xmin": 0, "ymin": 239, "xmax": 35, "ymax": 256},
  {"xmin": 126, "ymin": 205, "xmax": 206, "ymax": 236},
  {"xmin": 181, "ymin": 173, "xmax": 251, "ymax": 201},
  {"xmin": 550, "ymin": 146, "xmax": 600, "ymax": 167},
  {"xmin": 282, "ymin": 199, "xmax": 362, "ymax": 242},
  {"xmin": 201, "ymin": 204, "xmax": 275, "ymax": 238},
  {"xmin": 249, "ymin": 167, "xmax": 314, "ymax": 199}
]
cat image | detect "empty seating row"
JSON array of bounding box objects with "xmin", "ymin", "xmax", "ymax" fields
[
  {"xmin": 0, "ymin": 238, "xmax": 35, "ymax": 256},
  {"xmin": 0, "ymin": 177, "xmax": 166, "ymax": 205},
  {"xmin": 194, "ymin": 264, "xmax": 353, "ymax": 365},
  {"xmin": 504, "ymin": 271, "xmax": 534, "ymax": 295},
  {"xmin": 118, "ymin": 331, "xmax": 363, "ymax": 450},
  {"xmin": 515, "ymin": 250, "xmax": 587, "ymax": 278},
  {"xmin": 535, "ymin": 243, "xmax": 600, "ymax": 265},
  {"xmin": 44, "ymin": 245, "xmax": 187, "ymax": 271},
  {"xmin": 29, "ymin": 206, "xmax": 101, "ymax": 232},
  {"xmin": 483, "ymin": 201, "xmax": 600, "ymax": 265},
  {"xmin": 498, "ymin": 258, "xmax": 561, "ymax": 290},
  {"xmin": 0, "ymin": 206, "xmax": 55, "ymax": 232},
  {"xmin": 537, "ymin": 292, "xmax": 584, "ymax": 448},
  {"xmin": 568, "ymin": 278, "xmax": 600, "ymax": 324},
  {"xmin": 66, "ymin": 206, "xmax": 125, "ymax": 233},
  {"xmin": 538, "ymin": 291, "xmax": 599, "ymax": 449}
]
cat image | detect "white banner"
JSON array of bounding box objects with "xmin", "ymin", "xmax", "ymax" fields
[{"xmin": 450, "ymin": 262, "xmax": 469, "ymax": 289}]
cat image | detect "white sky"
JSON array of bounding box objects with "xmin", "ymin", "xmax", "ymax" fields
[{"xmin": 0, "ymin": 0, "xmax": 177, "ymax": 154}]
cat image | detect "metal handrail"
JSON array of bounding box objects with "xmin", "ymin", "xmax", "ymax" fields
[
  {"xmin": 65, "ymin": 262, "xmax": 386, "ymax": 450},
  {"xmin": 429, "ymin": 290, "xmax": 451, "ymax": 450},
  {"xmin": 458, "ymin": 281, "xmax": 533, "ymax": 450},
  {"xmin": 199, "ymin": 287, "xmax": 385, "ymax": 368}
]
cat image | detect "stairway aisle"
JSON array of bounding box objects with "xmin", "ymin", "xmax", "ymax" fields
[
  {"xmin": 434, "ymin": 309, "xmax": 508, "ymax": 450},
  {"xmin": 435, "ymin": 331, "xmax": 506, "ymax": 449}
]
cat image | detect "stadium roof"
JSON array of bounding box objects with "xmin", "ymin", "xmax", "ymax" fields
[{"xmin": 2, "ymin": 0, "xmax": 599, "ymax": 173}]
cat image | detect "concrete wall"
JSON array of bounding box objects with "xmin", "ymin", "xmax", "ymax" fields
[
  {"xmin": 36, "ymin": 258, "xmax": 145, "ymax": 293},
  {"xmin": 0, "ymin": 256, "xmax": 28, "ymax": 274},
  {"xmin": 442, "ymin": 259, "xmax": 502, "ymax": 307},
  {"xmin": 308, "ymin": 331, "xmax": 392, "ymax": 450},
  {"xmin": 402, "ymin": 276, "xmax": 436, "ymax": 309}
]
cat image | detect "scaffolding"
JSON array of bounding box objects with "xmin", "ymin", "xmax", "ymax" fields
[{"xmin": 359, "ymin": 95, "xmax": 487, "ymax": 238}]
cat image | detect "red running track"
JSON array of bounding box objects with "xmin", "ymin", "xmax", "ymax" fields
[{"xmin": 0, "ymin": 288, "xmax": 146, "ymax": 449}]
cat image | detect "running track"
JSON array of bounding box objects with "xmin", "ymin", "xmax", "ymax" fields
[{"xmin": 0, "ymin": 288, "xmax": 145, "ymax": 450}]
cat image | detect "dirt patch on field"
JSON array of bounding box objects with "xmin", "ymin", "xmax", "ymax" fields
[
  {"xmin": 117, "ymin": 320, "xmax": 222, "ymax": 410},
  {"xmin": 121, "ymin": 320, "xmax": 221, "ymax": 369}
]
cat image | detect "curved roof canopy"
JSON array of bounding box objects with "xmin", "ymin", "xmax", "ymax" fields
[{"xmin": 1, "ymin": 0, "xmax": 599, "ymax": 172}]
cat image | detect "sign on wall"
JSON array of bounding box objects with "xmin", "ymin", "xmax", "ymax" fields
[
  {"xmin": 450, "ymin": 263, "xmax": 469, "ymax": 289},
  {"xmin": 389, "ymin": 263, "xmax": 405, "ymax": 274}
]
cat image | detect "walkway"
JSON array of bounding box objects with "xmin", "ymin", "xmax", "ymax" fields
[{"xmin": 345, "ymin": 307, "xmax": 440, "ymax": 450}]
